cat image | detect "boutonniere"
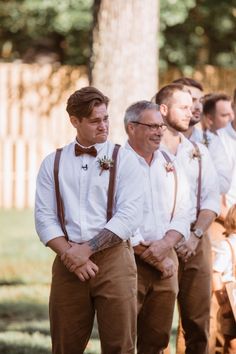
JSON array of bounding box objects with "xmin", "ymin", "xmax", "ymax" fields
[
  {"xmin": 97, "ymin": 156, "xmax": 114, "ymax": 175},
  {"xmin": 202, "ymin": 137, "xmax": 210, "ymax": 148},
  {"xmin": 164, "ymin": 162, "xmax": 174, "ymax": 173},
  {"xmin": 202, "ymin": 132, "xmax": 211, "ymax": 148},
  {"xmin": 190, "ymin": 148, "xmax": 202, "ymax": 160}
]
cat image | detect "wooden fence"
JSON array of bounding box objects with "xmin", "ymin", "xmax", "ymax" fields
[
  {"xmin": 0, "ymin": 63, "xmax": 235, "ymax": 208},
  {"xmin": 0, "ymin": 63, "xmax": 88, "ymax": 208}
]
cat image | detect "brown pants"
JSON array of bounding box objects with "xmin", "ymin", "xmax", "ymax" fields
[
  {"xmin": 177, "ymin": 233, "xmax": 212, "ymax": 354},
  {"xmin": 49, "ymin": 242, "xmax": 137, "ymax": 354},
  {"xmin": 135, "ymin": 249, "xmax": 179, "ymax": 354}
]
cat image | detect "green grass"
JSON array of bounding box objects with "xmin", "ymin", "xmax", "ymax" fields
[
  {"xmin": 0, "ymin": 209, "xmax": 101, "ymax": 354},
  {"xmin": 0, "ymin": 209, "xmax": 178, "ymax": 354}
]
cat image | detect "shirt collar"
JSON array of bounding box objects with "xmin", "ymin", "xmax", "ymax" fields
[
  {"xmin": 125, "ymin": 140, "xmax": 160, "ymax": 165},
  {"xmin": 74, "ymin": 138, "xmax": 107, "ymax": 154}
]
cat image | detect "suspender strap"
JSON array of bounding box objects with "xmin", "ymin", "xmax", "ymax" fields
[
  {"xmin": 53, "ymin": 144, "xmax": 121, "ymax": 237},
  {"xmin": 191, "ymin": 141, "xmax": 202, "ymax": 219},
  {"xmin": 161, "ymin": 150, "xmax": 178, "ymax": 222},
  {"xmin": 107, "ymin": 144, "xmax": 121, "ymax": 222},
  {"xmin": 53, "ymin": 148, "xmax": 69, "ymax": 240},
  {"xmin": 225, "ymin": 239, "xmax": 236, "ymax": 278}
]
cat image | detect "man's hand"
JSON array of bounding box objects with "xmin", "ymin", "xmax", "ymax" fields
[
  {"xmin": 61, "ymin": 242, "xmax": 92, "ymax": 272},
  {"xmin": 140, "ymin": 239, "xmax": 172, "ymax": 263},
  {"xmin": 133, "ymin": 242, "xmax": 150, "ymax": 256},
  {"xmin": 149, "ymin": 257, "xmax": 177, "ymax": 279},
  {"xmin": 175, "ymin": 232, "xmax": 200, "ymax": 262},
  {"xmin": 74, "ymin": 260, "xmax": 99, "ymax": 282}
]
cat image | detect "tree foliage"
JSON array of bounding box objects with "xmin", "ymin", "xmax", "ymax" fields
[
  {"xmin": 0, "ymin": 0, "xmax": 236, "ymax": 71},
  {"xmin": 0, "ymin": 0, "xmax": 93, "ymax": 64},
  {"xmin": 160, "ymin": 0, "xmax": 236, "ymax": 72}
]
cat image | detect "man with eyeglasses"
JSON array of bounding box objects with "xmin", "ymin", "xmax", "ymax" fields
[
  {"xmin": 124, "ymin": 100, "xmax": 191, "ymax": 354},
  {"xmin": 155, "ymin": 83, "xmax": 220, "ymax": 354}
]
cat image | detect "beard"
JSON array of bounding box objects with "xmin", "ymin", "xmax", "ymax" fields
[{"xmin": 165, "ymin": 118, "xmax": 189, "ymax": 132}]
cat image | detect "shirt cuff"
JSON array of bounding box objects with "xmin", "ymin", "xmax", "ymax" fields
[
  {"xmin": 168, "ymin": 221, "xmax": 190, "ymax": 240},
  {"xmin": 201, "ymin": 200, "xmax": 220, "ymax": 216},
  {"xmin": 130, "ymin": 229, "xmax": 145, "ymax": 247},
  {"xmin": 105, "ymin": 218, "xmax": 134, "ymax": 241},
  {"xmin": 37, "ymin": 225, "xmax": 65, "ymax": 245}
]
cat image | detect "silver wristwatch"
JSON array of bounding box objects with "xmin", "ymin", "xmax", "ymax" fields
[{"xmin": 192, "ymin": 228, "xmax": 204, "ymax": 239}]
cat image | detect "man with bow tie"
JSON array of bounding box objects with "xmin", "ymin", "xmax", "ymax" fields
[{"xmin": 35, "ymin": 86, "xmax": 144, "ymax": 354}]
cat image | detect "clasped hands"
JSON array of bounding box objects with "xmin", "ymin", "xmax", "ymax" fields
[
  {"xmin": 134, "ymin": 239, "xmax": 177, "ymax": 279},
  {"xmin": 175, "ymin": 231, "xmax": 200, "ymax": 262},
  {"xmin": 61, "ymin": 242, "xmax": 99, "ymax": 282}
]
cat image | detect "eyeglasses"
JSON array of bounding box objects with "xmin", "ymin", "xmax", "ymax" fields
[{"xmin": 131, "ymin": 121, "xmax": 167, "ymax": 131}]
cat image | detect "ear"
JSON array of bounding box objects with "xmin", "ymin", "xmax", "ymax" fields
[
  {"xmin": 70, "ymin": 115, "xmax": 80, "ymax": 129},
  {"xmin": 205, "ymin": 114, "xmax": 213, "ymax": 128},
  {"xmin": 159, "ymin": 104, "xmax": 168, "ymax": 117},
  {"xmin": 126, "ymin": 122, "xmax": 135, "ymax": 137}
]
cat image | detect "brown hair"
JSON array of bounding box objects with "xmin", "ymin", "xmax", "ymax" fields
[
  {"xmin": 66, "ymin": 86, "xmax": 109, "ymax": 120},
  {"xmin": 172, "ymin": 77, "xmax": 203, "ymax": 91},
  {"xmin": 154, "ymin": 83, "xmax": 190, "ymax": 106},
  {"xmin": 224, "ymin": 204, "xmax": 236, "ymax": 237},
  {"xmin": 202, "ymin": 93, "xmax": 231, "ymax": 116}
]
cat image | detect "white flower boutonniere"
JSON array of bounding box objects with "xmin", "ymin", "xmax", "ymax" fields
[
  {"xmin": 97, "ymin": 156, "xmax": 114, "ymax": 175},
  {"xmin": 190, "ymin": 148, "xmax": 202, "ymax": 160},
  {"xmin": 164, "ymin": 162, "xmax": 174, "ymax": 173}
]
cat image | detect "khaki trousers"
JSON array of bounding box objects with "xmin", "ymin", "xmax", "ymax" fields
[
  {"xmin": 135, "ymin": 249, "xmax": 179, "ymax": 354},
  {"xmin": 49, "ymin": 242, "xmax": 137, "ymax": 354},
  {"xmin": 177, "ymin": 233, "xmax": 212, "ymax": 354}
]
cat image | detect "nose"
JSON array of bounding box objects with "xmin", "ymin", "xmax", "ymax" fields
[
  {"xmin": 187, "ymin": 107, "xmax": 193, "ymax": 118},
  {"xmin": 98, "ymin": 120, "xmax": 107, "ymax": 130}
]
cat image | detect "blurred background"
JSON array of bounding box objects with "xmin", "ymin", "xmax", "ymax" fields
[{"xmin": 0, "ymin": 0, "xmax": 235, "ymax": 353}]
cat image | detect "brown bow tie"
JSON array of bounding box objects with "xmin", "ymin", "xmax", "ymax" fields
[{"xmin": 74, "ymin": 144, "xmax": 97, "ymax": 157}]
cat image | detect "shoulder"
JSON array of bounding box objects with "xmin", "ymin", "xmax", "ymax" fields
[
  {"xmin": 118, "ymin": 145, "xmax": 140, "ymax": 164},
  {"xmin": 39, "ymin": 143, "xmax": 73, "ymax": 169}
]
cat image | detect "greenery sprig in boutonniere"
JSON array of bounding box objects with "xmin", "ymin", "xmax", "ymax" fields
[
  {"xmin": 97, "ymin": 156, "xmax": 114, "ymax": 175},
  {"xmin": 190, "ymin": 148, "xmax": 202, "ymax": 160},
  {"xmin": 164, "ymin": 162, "xmax": 174, "ymax": 173},
  {"xmin": 202, "ymin": 131, "xmax": 211, "ymax": 148}
]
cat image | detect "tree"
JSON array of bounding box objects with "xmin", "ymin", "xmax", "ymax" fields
[
  {"xmin": 91, "ymin": 0, "xmax": 159, "ymax": 142},
  {"xmin": 0, "ymin": 0, "xmax": 93, "ymax": 65},
  {"xmin": 160, "ymin": 0, "xmax": 236, "ymax": 73}
]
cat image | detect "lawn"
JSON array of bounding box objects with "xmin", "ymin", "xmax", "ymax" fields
[{"xmin": 0, "ymin": 209, "xmax": 177, "ymax": 354}]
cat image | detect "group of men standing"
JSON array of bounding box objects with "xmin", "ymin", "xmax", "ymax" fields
[{"xmin": 35, "ymin": 79, "xmax": 236, "ymax": 354}]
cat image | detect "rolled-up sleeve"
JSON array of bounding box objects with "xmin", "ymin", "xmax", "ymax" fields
[
  {"xmin": 105, "ymin": 150, "xmax": 144, "ymax": 240},
  {"xmin": 168, "ymin": 168, "xmax": 191, "ymax": 240},
  {"xmin": 199, "ymin": 145, "xmax": 220, "ymax": 215},
  {"xmin": 35, "ymin": 153, "xmax": 64, "ymax": 245},
  {"xmin": 208, "ymin": 137, "xmax": 232, "ymax": 194}
]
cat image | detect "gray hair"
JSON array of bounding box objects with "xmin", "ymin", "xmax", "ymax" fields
[{"xmin": 124, "ymin": 100, "xmax": 160, "ymax": 130}]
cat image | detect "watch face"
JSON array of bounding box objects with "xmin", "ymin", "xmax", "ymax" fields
[{"xmin": 194, "ymin": 228, "xmax": 203, "ymax": 238}]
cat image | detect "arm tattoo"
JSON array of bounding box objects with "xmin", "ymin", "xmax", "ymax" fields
[{"xmin": 88, "ymin": 228, "xmax": 122, "ymax": 253}]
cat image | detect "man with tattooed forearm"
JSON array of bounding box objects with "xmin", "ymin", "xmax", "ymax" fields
[{"xmin": 35, "ymin": 87, "xmax": 144, "ymax": 354}]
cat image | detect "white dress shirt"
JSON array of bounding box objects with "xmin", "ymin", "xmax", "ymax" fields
[
  {"xmin": 35, "ymin": 140, "xmax": 144, "ymax": 245},
  {"xmin": 161, "ymin": 134, "xmax": 220, "ymax": 223},
  {"xmin": 190, "ymin": 126, "xmax": 231, "ymax": 194},
  {"xmin": 125, "ymin": 142, "xmax": 191, "ymax": 246},
  {"xmin": 217, "ymin": 122, "xmax": 236, "ymax": 208},
  {"xmin": 213, "ymin": 234, "xmax": 236, "ymax": 283}
]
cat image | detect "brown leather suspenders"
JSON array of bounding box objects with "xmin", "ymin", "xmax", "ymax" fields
[
  {"xmin": 54, "ymin": 148, "xmax": 68, "ymax": 240},
  {"xmin": 160, "ymin": 150, "xmax": 178, "ymax": 222},
  {"xmin": 190, "ymin": 141, "xmax": 202, "ymax": 219},
  {"xmin": 107, "ymin": 144, "xmax": 121, "ymax": 221},
  {"xmin": 53, "ymin": 144, "xmax": 121, "ymax": 238}
]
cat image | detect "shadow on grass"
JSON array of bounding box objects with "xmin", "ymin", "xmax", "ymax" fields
[
  {"xmin": 0, "ymin": 343, "xmax": 51, "ymax": 354},
  {"xmin": 0, "ymin": 280, "xmax": 25, "ymax": 286},
  {"xmin": 0, "ymin": 301, "xmax": 48, "ymax": 321}
]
